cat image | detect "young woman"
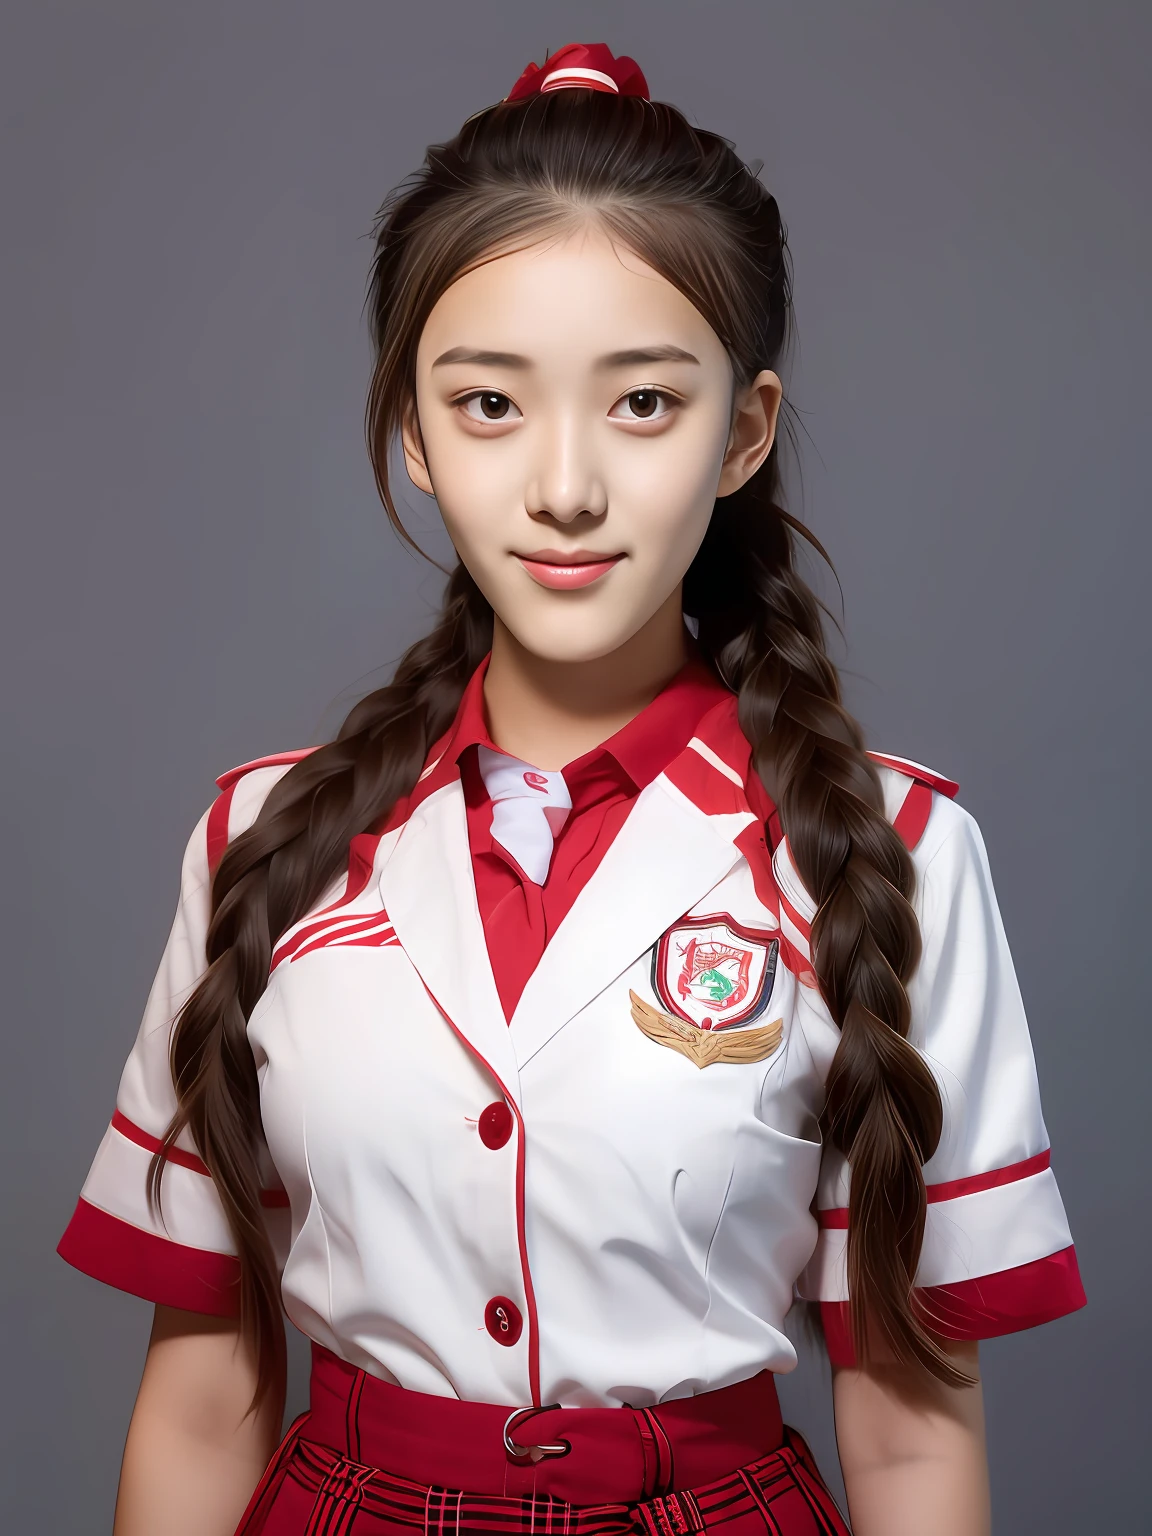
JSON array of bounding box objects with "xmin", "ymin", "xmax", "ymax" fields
[{"xmin": 59, "ymin": 42, "xmax": 1085, "ymax": 1536}]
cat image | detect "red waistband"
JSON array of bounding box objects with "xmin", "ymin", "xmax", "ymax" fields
[{"xmin": 303, "ymin": 1345, "xmax": 784, "ymax": 1504}]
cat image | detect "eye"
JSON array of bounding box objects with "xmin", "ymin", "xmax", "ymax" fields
[
  {"xmin": 609, "ymin": 389, "xmax": 677, "ymax": 423},
  {"xmin": 458, "ymin": 391, "xmax": 522, "ymax": 423}
]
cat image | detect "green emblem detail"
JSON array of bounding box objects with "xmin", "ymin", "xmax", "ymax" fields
[{"xmin": 699, "ymin": 968, "xmax": 736, "ymax": 1002}]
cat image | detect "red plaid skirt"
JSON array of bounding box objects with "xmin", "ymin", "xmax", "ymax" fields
[{"xmin": 235, "ymin": 1346, "xmax": 850, "ymax": 1536}]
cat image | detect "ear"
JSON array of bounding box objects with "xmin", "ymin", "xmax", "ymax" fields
[
  {"xmin": 716, "ymin": 370, "xmax": 783, "ymax": 497},
  {"xmin": 401, "ymin": 403, "xmax": 435, "ymax": 496}
]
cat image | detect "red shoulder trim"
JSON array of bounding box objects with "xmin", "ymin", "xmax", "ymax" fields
[
  {"xmin": 892, "ymin": 780, "xmax": 934, "ymax": 850},
  {"xmin": 868, "ymin": 752, "xmax": 959, "ymax": 799},
  {"xmin": 690, "ymin": 692, "xmax": 747, "ymax": 761},
  {"xmin": 662, "ymin": 696, "xmax": 751, "ymax": 816},
  {"xmin": 214, "ymin": 747, "xmax": 319, "ymax": 793},
  {"xmin": 207, "ymin": 749, "xmax": 320, "ymax": 874}
]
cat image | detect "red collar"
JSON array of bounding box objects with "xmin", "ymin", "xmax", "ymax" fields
[{"xmin": 444, "ymin": 652, "xmax": 731, "ymax": 794}]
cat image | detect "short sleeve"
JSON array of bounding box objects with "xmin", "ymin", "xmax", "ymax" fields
[
  {"xmin": 57, "ymin": 766, "xmax": 293, "ymax": 1315},
  {"xmin": 797, "ymin": 787, "xmax": 1086, "ymax": 1365}
]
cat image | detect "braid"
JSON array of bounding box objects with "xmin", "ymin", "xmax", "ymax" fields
[
  {"xmin": 690, "ymin": 470, "xmax": 970, "ymax": 1388},
  {"xmin": 150, "ymin": 564, "xmax": 493, "ymax": 1401},
  {"xmin": 137, "ymin": 81, "xmax": 975, "ymax": 1401}
]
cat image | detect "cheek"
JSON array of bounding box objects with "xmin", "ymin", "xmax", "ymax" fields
[
  {"xmin": 415, "ymin": 415, "xmax": 513, "ymax": 554},
  {"xmin": 615, "ymin": 417, "xmax": 730, "ymax": 558}
]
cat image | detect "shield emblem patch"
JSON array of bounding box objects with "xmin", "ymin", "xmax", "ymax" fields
[{"xmin": 652, "ymin": 916, "xmax": 779, "ymax": 1030}]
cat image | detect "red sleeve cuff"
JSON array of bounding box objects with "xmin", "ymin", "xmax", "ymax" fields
[
  {"xmin": 821, "ymin": 1245, "xmax": 1086, "ymax": 1368},
  {"xmin": 57, "ymin": 1198, "xmax": 241, "ymax": 1317}
]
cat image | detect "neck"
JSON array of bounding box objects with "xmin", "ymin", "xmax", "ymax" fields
[{"xmin": 483, "ymin": 590, "xmax": 689, "ymax": 770}]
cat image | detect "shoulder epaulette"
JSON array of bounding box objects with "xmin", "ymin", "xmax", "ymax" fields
[
  {"xmin": 868, "ymin": 753, "xmax": 958, "ymax": 850},
  {"xmin": 214, "ymin": 747, "xmax": 320, "ymax": 793},
  {"xmin": 207, "ymin": 748, "xmax": 319, "ymax": 873},
  {"xmin": 868, "ymin": 752, "xmax": 959, "ymax": 799}
]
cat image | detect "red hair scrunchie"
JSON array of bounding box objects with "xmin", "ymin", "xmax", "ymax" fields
[{"xmin": 505, "ymin": 42, "xmax": 649, "ymax": 103}]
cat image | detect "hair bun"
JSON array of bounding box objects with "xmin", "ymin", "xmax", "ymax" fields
[{"xmin": 505, "ymin": 42, "xmax": 649, "ymax": 102}]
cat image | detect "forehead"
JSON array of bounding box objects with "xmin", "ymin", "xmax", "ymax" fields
[{"xmin": 416, "ymin": 224, "xmax": 728, "ymax": 368}]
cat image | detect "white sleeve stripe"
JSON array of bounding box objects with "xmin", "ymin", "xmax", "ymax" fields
[
  {"xmin": 79, "ymin": 1124, "xmax": 236, "ymax": 1256},
  {"xmin": 817, "ymin": 1148, "xmax": 1054, "ymax": 1224},
  {"xmin": 798, "ymin": 1168, "xmax": 1074, "ymax": 1298}
]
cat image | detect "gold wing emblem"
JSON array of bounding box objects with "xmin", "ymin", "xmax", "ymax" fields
[{"xmin": 629, "ymin": 991, "xmax": 783, "ymax": 1070}]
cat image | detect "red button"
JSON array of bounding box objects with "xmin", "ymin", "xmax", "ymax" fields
[
  {"xmin": 478, "ymin": 1101, "xmax": 514, "ymax": 1150},
  {"xmin": 485, "ymin": 1296, "xmax": 523, "ymax": 1346}
]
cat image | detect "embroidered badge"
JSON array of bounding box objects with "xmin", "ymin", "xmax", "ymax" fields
[
  {"xmin": 631, "ymin": 917, "xmax": 783, "ymax": 1069},
  {"xmin": 652, "ymin": 917, "xmax": 779, "ymax": 1030}
]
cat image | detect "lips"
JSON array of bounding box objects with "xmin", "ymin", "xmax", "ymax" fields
[{"xmin": 516, "ymin": 550, "xmax": 624, "ymax": 590}]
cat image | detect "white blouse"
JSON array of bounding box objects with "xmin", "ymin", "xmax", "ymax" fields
[{"xmin": 60, "ymin": 695, "xmax": 1082, "ymax": 1408}]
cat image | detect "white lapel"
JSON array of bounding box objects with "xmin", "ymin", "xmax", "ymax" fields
[
  {"xmin": 508, "ymin": 776, "xmax": 754, "ymax": 1068},
  {"xmin": 378, "ymin": 779, "xmax": 521, "ymax": 1101}
]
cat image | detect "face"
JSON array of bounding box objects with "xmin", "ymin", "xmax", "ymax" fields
[{"xmin": 404, "ymin": 222, "xmax": 781, "ymax": 664}]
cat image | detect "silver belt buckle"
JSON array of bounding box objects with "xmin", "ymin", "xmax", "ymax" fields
[{"xmin": 502, "ymin": 1404, "xmax": 570, "ymax": 1463}]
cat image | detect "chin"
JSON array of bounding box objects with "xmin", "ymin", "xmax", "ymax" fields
[{"xmin": 503, "ymin": 611, "xmax": 646, "ymax": 666}]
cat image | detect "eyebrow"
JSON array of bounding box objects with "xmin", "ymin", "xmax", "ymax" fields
[
  {"xmin": 432, "ymin": 348, "xmax": 530, "ymax": 368},
  {"xmin": 597, "ymin": 346, "xmax": 700, "ymax": 368},
  {"xmin": 431, "ymin": 344, "xmax": 701, "ymax": 370}
]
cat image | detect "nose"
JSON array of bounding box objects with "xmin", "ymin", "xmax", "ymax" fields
[{"xmin": 524, "ymin": 412, "xmax": 607, "ymax": 524}]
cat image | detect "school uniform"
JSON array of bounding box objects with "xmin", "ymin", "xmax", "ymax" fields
[{"xmin": 58, "ymin": 655, "xmax": 1084, "ymax": 1535}]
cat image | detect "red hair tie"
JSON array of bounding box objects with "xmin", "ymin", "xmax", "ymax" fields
[{"xmin": 505, "ymin": 42, "xmax": 649, "ymax": 103}]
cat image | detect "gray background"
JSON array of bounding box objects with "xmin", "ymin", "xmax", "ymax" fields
[{"xmin": 3, "ymin": 1, "xmax": 1148, "ymax": 1528}]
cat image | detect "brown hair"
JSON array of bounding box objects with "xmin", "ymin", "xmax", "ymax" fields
[{"xmin": 153, "ymin": 86, "xmax": 963, "ymax": 1402}]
